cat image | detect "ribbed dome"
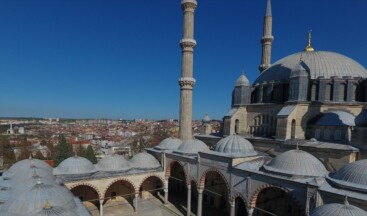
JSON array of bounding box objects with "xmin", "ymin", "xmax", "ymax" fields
[
  {"xmin": 11, "ymin": 167, "xmax": 56, "ymax": 183},
  {"xmin": 174, "ymin": 139, "xmax": 210, "ymax": 155},
  {"xmin": 263, "ymin": 149, "xmax": 328, "ymax": 177},
  {"xmin": 311, "ymin": 202, "xmax": 367, "ymax": 216},
  {"xmin": 236, "ymin": 74, "xmax": 250, "ymax": 86},
  {"xmin": 96, "ymin": 154, "xmax": 130, "ymax": 172},
  {"xmin": 1, "ymin": 181, "xmax": 76, "ymax": 215},
  {"xmin": 7, "ymin": 158, "xmax": 52, "ymax": 174},
  {"xmin": 215, "ymin": 135, "xmax": 257, "ymax": 156},
  {"xmin": 154, "ymin": 137, "xmax": 182, "ymax": 150},
  {"xmin": 129, "ymin": 152, "xmax": 161, "ymax": 169},
  {"xmin": 328, "ymin": 159, "xmax": 367, "ymax": 192},
  {"xmin": 28, "ymin": 206, "xmax": 79, "ymax": 216},
  {"xmin": 53, "ymin": 156, "xmax": 96, "ymax": 175},
  {"xmin": 255, "ymin": 51, "xmax": 367, "ymax": 84}
]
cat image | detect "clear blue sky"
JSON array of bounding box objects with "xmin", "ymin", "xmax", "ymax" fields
[{"xmin": 0, "ymin": 0, "xmax": 366, "ymax": 120}]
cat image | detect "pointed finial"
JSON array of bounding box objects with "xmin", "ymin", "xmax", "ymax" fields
[
  {"xmin": 29, "ymin": 154, "xmax": 33, "ymax": 160},
  {"xmin": 304, "ymin": 30, "xmax": 314, "ymax": 52},
  {"xmin": 296, "ymin": 142, "xmax": 299, "ymax": 150},
  {"xmin": 300, "ymin": 54, "xmax": 303, "ymax": 62},
  {"xmin": 43, "ymin": 199, "xmax": 52, "ymax": 210},
  {"xmin": 74, "ymin": 151, "xmax": 78, "ymax": 157},
  {"xmin": 242, "ymin": 69, "xmax": 245, "ymax": 76},
  {"xmin": 265, "ymin": 0, "xmax": 272, "ymax": 16},
  {"xmin": 32, "ymin": 169, "xmax": 38, "ymax": 177},
  {"xmin": 344, "ymin": 195, "xmax": 349, "ymax": 205}
]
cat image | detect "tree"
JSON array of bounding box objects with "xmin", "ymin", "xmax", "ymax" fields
[
  {"xmin": 75, "ymin": 144, "xmax": 87, "ymax": 158},
  {"xmin": 0, "ymin": 138, "xmax": 16, "ymax": 168},
  {"xmin": 54, "ymin": 135, "xmax": 72, "ymax": 166},
  {"xmin": 85, "ymin": 145, "xmax": 97, "ymax": 164},
  {"xmin": 34, "ymin": 151, "xmax": 45, "ymax": 160}
]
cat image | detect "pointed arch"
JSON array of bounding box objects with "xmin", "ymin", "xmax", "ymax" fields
[
  {"xmin": 103, "ymin": 177, "xmax": 138, "ymax": 197},
  {"xmin": 69, "ymin": 182, "xmax": 102, "ymax": 200},
  {"xmin": 199, "ymin": 168, "xmax": 230, "ymax": 195}
]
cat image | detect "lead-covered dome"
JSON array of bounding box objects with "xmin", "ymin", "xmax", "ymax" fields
[
  {"xmin": 154, "ymin": 137, "xmax": 182, "ymax": 150},
  {"xmin": 174, "ymin": 139, "xmax": 209, "ymax": 156},
  {"xmin": 53, "ymin": 156, "xmax": 96, "ymax": 175},
  {"xmin": 327, "ymin": 159, "xmax": 367, "ymax": 192},
  {"xmin": 311, "ymin": 200, "xmax": 367, "ymax": 216},
  {"xmin": 96, "ymin": 154, "xmax": 130, "ymax": 172},
  {"xmin": 215, "ymin": 135, "xmax": 257, "ymax": 157},
  {"xmin": 129, "ymin": 152, "xmax": 161, "ymax": 169},
  {"xmin": 255, "ymin": 51, "xmax": 367, "ymax": 84},
  {"xmin": 0, "ymin": 181, "xmax": 77, "ymax": 215},
  {"xmin": 263, "ymin": 149, "xmax": 328, "ymax": 177},
  {"xmin": 236, "ymin": 74, "xmax": 250, "ymax": 86}
]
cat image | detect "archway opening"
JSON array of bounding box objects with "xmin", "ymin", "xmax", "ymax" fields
[
  {"xmin": 70, "ymin": 185, "xmax": 100, "ymax": 212},
  {"xmin": 254, "ymin": 187, "xmax": 302, "ymax": 216},
  {"xmin": 104, "ymin": 180, "xmax": 136, "ymax": 212},
  {"xmin": 168, "ymin": 161, "xmax": 187, "ymax": 215},
  {"xmin": 202, "ymin": 171, "xmax": 229, "ymax": 216},
  {"xmin": 235, "ymin": 197, "xmax": 248, "ymax": 216},
  {"xmin": 139, "ymin": 176, "xmax": 164, "ymax": 203},
  {"xmin": 235, "ymin": 119, "xmax": 240, "ymax": 134}
]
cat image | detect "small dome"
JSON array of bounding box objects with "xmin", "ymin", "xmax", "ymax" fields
[
  {"xmin": 154, "ymin": 137, "xmax": 182, "ymax": 150},
  {"xmin": 53, "ymin": 156, "xmax": 96, "ymax": 175},
  {"xmin": 29, "ymin": 206, "xmax": 79, "ymax": 216},
  {"xmin": 11, "ymin": 167, "xmax": 56, "ymax": 184},
  {"xmin": 311, "ymin": 200, "xmax": 367, "ymax": 216},
  {"xmin": 129, "ymin": 152, "xmax": 160, "ymax": 169},
  {"xmin": 355, "ymin": 109, "xmax": 367, "ymax": 127},
  {"xmin": 174, "ymin": 139, "xmax": 209, "ymax": 156},
  {"xmin": 214, "ymin": 135, "xmax": 257, "ymax": 156},
  {"xmin": 7, "ymin": 158, "xmax": 52, "ymax": 175},
  {"xmin": 1, "ymin": 181, "xmax": 77, "ymax": 215},
  {"xmin": 203, "ymin": 114, "xmax": 211, "ymax": 123},
  {"xmin": 263, "ymin": 149, "xmax": 328, "ymax": 177},
  {"xmin": 327, "ymin": 159, "xmax": 367, "ymax": 192},
  {"xmin": 96, "ymin": 154, "xmax": 130, "ymax": 172},
  {"xmin": 315, "ymin": 111, "xmax": 355, "ymax": 126},
  {"xmin": 236, "ymin": 74, "xmax": 250, "ymax": 86}
]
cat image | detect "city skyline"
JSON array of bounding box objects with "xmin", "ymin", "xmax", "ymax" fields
[{"xmin": 0, "ymin": 0, "xmax": 366, "ymax": 119}]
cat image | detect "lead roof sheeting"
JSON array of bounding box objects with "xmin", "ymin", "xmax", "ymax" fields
[
  {"xmin": 315, "ymin": 111, "xmax": 356, "ymax": 126},
  {"xmin": 277, "ymin": 105, "xmax": 296, "ymax": 117}
]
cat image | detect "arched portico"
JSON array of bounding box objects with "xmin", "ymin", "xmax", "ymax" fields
[
  {"xmin": 198, "ymin": 168, "xmax": 231, "ymax": 216},
  {"xmin": 103, "ymin": 178, "xmax": 137, "ymax": 213},
  {"xmin": 70, "ymin": 184, "xmax": 101, "ymax": 215},
  {"xmin": 139, "ymin": 175, "xmax": 164, "ymax": 202},
  {"xmin": 249, "ymin": 185, "xmax": 304, "ymax": 216}
]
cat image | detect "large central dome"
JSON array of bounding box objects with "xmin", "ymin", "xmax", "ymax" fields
[{"xmin": 255, "ymin": 51, "xmax": 367, "ymax": 84}]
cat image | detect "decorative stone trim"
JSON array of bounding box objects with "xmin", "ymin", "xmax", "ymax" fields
[
  {"xmin": 178, "ymin": 77, "xmax": 196, "ymax": 88},
  {"xmin": 249, "ymin": 184, "xmax": 305, "ymax": 215},
  {"xmin": 138, "ymin": 174, "xmax": 166, "ymax": 190},
  {"xmin": 198, "ymin": 168, "xmax": 231, "ymax": 197},
  {"xmin": 165, "ymin": 160, "xmax": 188, "ymax": 182},
  {"xmin": 103, "ymin": 177, "xmax": 138, "ymax": 197},
  {"xmin": 68, "ymin": 182, "xmax": 103, "ymax": 200},
  {"xmin": 231, "ymin": 192, "xmax": 248, "ymax": 207}
]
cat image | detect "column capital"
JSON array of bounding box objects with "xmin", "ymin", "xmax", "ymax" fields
[{"xmin": 181, "ymin": 0, "xmax": 197, "ymax": 12}]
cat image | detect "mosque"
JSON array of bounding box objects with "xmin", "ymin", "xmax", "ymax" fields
[{"xmin": 1, "ymin": 0, "xmax": 367, "ymax": 216}]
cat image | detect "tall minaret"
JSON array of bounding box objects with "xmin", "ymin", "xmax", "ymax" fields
[
  {"xmin": 259, "ymin": 0, "xmax": 274, "ymax": 73},
  {"xmin": 179, "ymin": 0, "xmax": 197, "ymax": 141}
]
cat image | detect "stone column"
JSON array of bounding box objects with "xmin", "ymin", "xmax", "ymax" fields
[
  {"xmin": 164, "ymin": 179, "xmax": 169, "ymax": 205},
  {"xmin": 134, "ymin": 193, "xmax": 139, "ymax": 212},
  {"xmin": 99, "ymin": 200, "xmax": 104, "ymax": 216},
  {"xmin": 186, "ymin": 184, "xmax": 192, "ymax": 216},
  {"xmin": 197, "ymin": 188, "xmax": 203, "ymax": 216},
  {"xmin": 230, "ymin": 200, "xmax": 235, "ymax": 216},
  {"xmin": 179, "ymin": 0, "xmax": 197, "ymax": 141},
  {"xmin": 248, "ymin": 208, "xmax": 254, "ymax": 216}
]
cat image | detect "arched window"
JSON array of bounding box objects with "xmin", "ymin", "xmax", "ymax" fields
[
  {"xmin": 334, "ymin": 129, "xmax": 341, "ymax": 140},
  {"xmin": 314, "ymin": 129, "xmax": 321, "ymax": 140},
  {"xmin": 235, "ymin": 119, "xmax": 239, "ymax": 134},
  {"xmin": 291, "ymin": 119, "xmax": 296, "ymax": 139},
  {"xmin": 325, "ymin": 84, "xmax": 332, "ymax": 101},
  {"xmin": 323, "ymin": 129, "xmax": 331, "ymax": 140},
  {"xmin": 339, "ymin": 83, "xmax": 346, "ymax": 101},
  {"xmin": 311, "ymin": 84, "xmax": 318, "ymax": 101}
]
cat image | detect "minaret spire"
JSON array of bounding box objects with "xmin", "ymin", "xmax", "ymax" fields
[
  {"xmin": 179, "ymin": 0, "xmax": 197, "ymax": 141},
  {"xmin": 304, "ymin": 30, "xmax": 314, "ymax": 52},
  {"xmin": 259, "ymin": 0, "xmax": 274, "ymax": 73}
]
